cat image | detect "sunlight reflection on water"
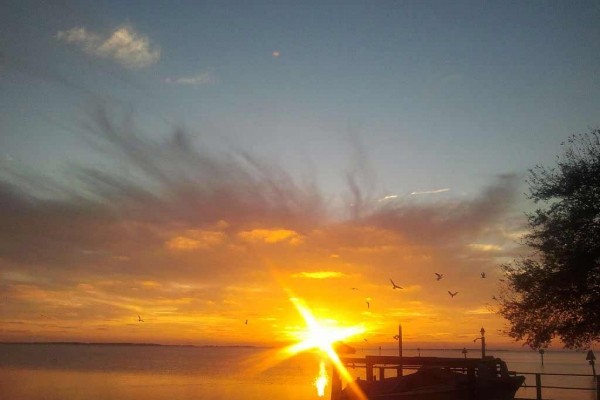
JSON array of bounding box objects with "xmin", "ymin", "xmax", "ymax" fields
[
  {"xmin": 0, "ymin": 344, "xmax": 597, "ymax": 400},
  {"xmin": 0, "ymin": 344, "xmax": 324, "ymax": 400}
]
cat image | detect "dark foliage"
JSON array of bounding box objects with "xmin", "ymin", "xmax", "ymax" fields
[{"xmin": 499, "ymin": 129, "xmax": 600, "ymax": 349}]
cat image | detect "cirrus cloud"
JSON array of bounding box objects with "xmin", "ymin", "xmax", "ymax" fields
[{"xmin": 165, "ymin": 71, "xmax": 217, "ymax": 86}]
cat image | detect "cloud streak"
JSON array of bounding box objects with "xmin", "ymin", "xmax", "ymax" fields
[
  {"xmin": 410, "ymin": 188, "xmax": 451, "ymax": 195},
  {"xmin": 165, "ymin": 71, "xmax": 216, "ymax": 86}
]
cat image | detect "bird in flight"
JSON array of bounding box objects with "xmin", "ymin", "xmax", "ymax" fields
[
  {"xmin": 366, "ymin": 300, "xmax": 370, "ymax": 309},
  {"xmin": 351, "ymin": 287, "xmax": 359, "ymax": 290},
  {"xmin": 434, "ymin": 273, "xmax": 443, "ymax": 281},
  {"xmin": 245, "ymin": 320, "xmax": 248, "ymax": 325},
  {"xmin": 390, "ymin": 279, "xmax": 403, "ymax": 289},
  {"xmin": 138, "ymin": 315, "xmax": 144, "ymax": 322},
  {"xmin": 448, "ymin": 291, "xmax": 458, "ymax": 298},
  {"xmin": 481, "ymin": 272, "xmax": 486, "ymax": 278}
]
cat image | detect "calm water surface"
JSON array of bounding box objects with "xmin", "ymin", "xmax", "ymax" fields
[{"xmin": 0, "ymin": 344, "xmax": 597, "ymax": 400}]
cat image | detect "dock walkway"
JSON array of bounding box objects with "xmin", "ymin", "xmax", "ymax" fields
[{"xmin": 332, "ymin": 355, "xmax": 600, "ymax": 400}]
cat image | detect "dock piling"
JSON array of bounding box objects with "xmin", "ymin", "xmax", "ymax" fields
[{"xmin": 535, "ymin": 373, "xmax": 542, "ymax": 400}]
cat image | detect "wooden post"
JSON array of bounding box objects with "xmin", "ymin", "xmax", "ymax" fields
[
  {"xmin": 595, "ymin": 376, "xmax": 599, "ymax": 400},
  {"xmin": 535, "ymin": 373, "xmax": 542, "ymax": 400},
  {"xmin": 480, "ymin": 327, "xmax": 486, "ymax": 358},
  {"xmin": 379, "ymin": 367, "xmax": 385, "ymax": 381},
  {"xmin": 366, "ymin": 359, "xmax": 374, "ymax": 383},
  {"xmin": 398, "ymin": 325, "xmax": 403, "ymax": 358},
  {"xmin": 397, "ymin": 324, "xmax": 403, "ymax": 377},
  {"xmin": 587, "ymin": 350, "xmax": 596, "ymax": 377},
  {"xmin": 330, "ymin": 366, "xmax": 342, "ymax": 400}
]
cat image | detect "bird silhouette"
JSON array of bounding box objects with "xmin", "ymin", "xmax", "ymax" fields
[
  {"xmin": 138, "ymin": 315, "xmax": 144, "ymax": 322},
  {"xmin": 390, "ymin": 279, "xmax": 403, "ymax": 289},
  {"xmin": 366, "ymin": 300, "xmax": 370, "ymax": 309},
  {"xmin": 351, "ymin": 287, "xmax": 359, "ymax": 290},
  {"xmin": 435, "ymin": 273, "xmax": 443, "ymax": 281},
  {"xmin": 481, "ymin": 272, "xmax": 486, "ymax": 278},
  {"xmin": 448, "ymin": 291, "xmax": 458, "ymax": 298},
  {"xmin": 245, "ymin": 319, "xmax": 248, "ymax": 325}
]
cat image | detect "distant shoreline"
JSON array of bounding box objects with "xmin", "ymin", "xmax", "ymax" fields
[
  {"xmin": 0, "ymin": 341, "xmax": 260, "ymax": 348},
  {"xmin": 0, "ymin": 342, "xmax": 571, "ymax": 352}
]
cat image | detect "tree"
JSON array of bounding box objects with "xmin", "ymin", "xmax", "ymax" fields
[{"xmin": 499, "ymin": 129, "xmax": 600, "ymax": 349}]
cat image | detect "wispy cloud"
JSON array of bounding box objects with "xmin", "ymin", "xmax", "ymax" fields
[
  {"xmin": 378, "ymin": 194, "xmax": 399, "ymax": 202},
  {"xmin": 56, "ymin": 26, "xmax": 160, "ymax": 69},
  {"xmin": 410, "ymin": 188, "xmax": 450, "ymax": 195},
  {"xmin": 0, "ymin": 105, "xmax": 523, "ymax": 344},
  {"xmin": 165, "ymin": 71, "xmax": 216, "ymax": 86}
]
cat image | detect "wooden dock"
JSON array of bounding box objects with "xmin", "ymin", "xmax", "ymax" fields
[{"xmin": 330, "ymin": 355, "xmax": 600, "ymax": 400}]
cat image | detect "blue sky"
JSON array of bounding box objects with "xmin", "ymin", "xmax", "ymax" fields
[
  {"xmin": 0, "ymin": 1, "xmax": 599, "ymax": 345},
  {"xmin": 2, "ymin": 0, "xmax": 598, "ymax": 198}
]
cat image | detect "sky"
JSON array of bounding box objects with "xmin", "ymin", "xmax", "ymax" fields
[{"xmin": 0, "ymin": 0, "xmax": 599, "ymax": 348}]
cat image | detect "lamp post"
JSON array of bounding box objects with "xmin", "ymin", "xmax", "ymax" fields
[
  {"xmin": 539, "ymin": 349, "xmax": 545, "ymax": 366},
  {"xmin": 462, "ymin": 347, "xmax": 468, "ymax": 359},
  {"xmin": 393, "ymin": 324, "xmax": 403, "ymax": 377},
  {"xmin": 473, "ymin": 327, "xmax": 486, "ymax": 358}
]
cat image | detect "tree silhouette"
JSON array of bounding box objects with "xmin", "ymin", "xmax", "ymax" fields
[{"xmin": 500, "ymin": 129, "xmax": 600, "ymax": 349}]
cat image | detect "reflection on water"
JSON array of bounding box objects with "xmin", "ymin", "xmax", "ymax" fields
[
  {"xmin": 0, "ymin": 344, "xmax": 323, "ymax": 400},
  {"xmin": 1, "ymin": 368, "xmax": 319, "ymax": 400},
  {"xmin": 0, "ymin": 344, "xmax": 597, "ymax": 400}
]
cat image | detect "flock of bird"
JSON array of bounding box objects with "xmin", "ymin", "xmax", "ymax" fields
[
  {"xmin": 359, "ymin": 272, "xmax": 489, "ymax": 310},
  {"xmin": 135, "ymin": 272, "xmax": 490, "ymax": 323}
]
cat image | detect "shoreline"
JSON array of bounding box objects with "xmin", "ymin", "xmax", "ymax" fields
[{"xmin": 0, "ymin": 342, "xmax": 589, "ymax": 353}]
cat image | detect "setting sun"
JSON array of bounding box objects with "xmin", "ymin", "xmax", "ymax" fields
[
  {"xmin": 284, "ymin": 297, "xmax": 365, "ymax": 355},
  {"xmin": 281, "ymin": 297, "xmax": 367, "ymax": 400}
]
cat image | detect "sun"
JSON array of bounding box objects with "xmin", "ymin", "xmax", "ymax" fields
[
  {"xmin": 282, "ymin": 297, "xmax": 368, "ymax": 400},
  {"xmin": 284, "ymin": 297, "xmax": 364, "ymax": 355}
]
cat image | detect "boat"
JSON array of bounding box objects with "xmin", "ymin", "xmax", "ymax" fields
[{"xmin": 337, "ymin": 356, "xmax": 525, "ymax": 400}]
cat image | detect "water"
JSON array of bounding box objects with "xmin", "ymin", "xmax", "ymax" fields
[{"xmin": 0, "ymin": 344, "xmax": 597, "ymax": 400}]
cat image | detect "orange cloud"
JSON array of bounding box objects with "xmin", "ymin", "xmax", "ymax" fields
[
  {"xmin": 0, "ymin": 109, "xmax": 525, "ymax": 346},
  {"xmin": 140, "ymin": 280, "xmax": 161, "ymax": 288},
  {"xmin": 238, "ymin": 229, "xmax": 304, "ymax": 245},
  {"xmin": 165, "ymin": 230, "xmax": 227, "ymax": 251},
  {"xmin": 291, "ymin": 271, "xmax": 347, "ymax": 279},
  {"xmin": 468, "ymin": 243, "xmax": 502, "ymax": 252}
]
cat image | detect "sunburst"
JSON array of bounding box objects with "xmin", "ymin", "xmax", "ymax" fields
[{"xmin": 282, "ymin": 297, "xmax": 367, "ymax": 400}]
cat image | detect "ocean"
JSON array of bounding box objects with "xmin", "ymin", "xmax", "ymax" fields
[{"xmin": 0, "ymin": 344, "xmax": 597, "ymax": 400}]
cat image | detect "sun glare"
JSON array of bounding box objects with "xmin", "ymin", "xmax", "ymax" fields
[
  {"xmin": 315, "ymin": 359, "xmax": 328, "ymax": 397},
  {"xmin": 283, "ymin": 297, "xmax": 367, "ymax": 400}
]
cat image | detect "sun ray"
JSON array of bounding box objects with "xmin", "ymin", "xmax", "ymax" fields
[{"xmin": 282, "ymin": 296, "xmax": 368, "ymax": 400}]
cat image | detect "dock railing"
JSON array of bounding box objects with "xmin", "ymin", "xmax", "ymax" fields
[
  {"xmin": 512, "ymin": 371, "xmax": 599, "ymax": 400},
  {"xmin": 333, "ymin": 355, "xmax": 600, "ymax": 400}
]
